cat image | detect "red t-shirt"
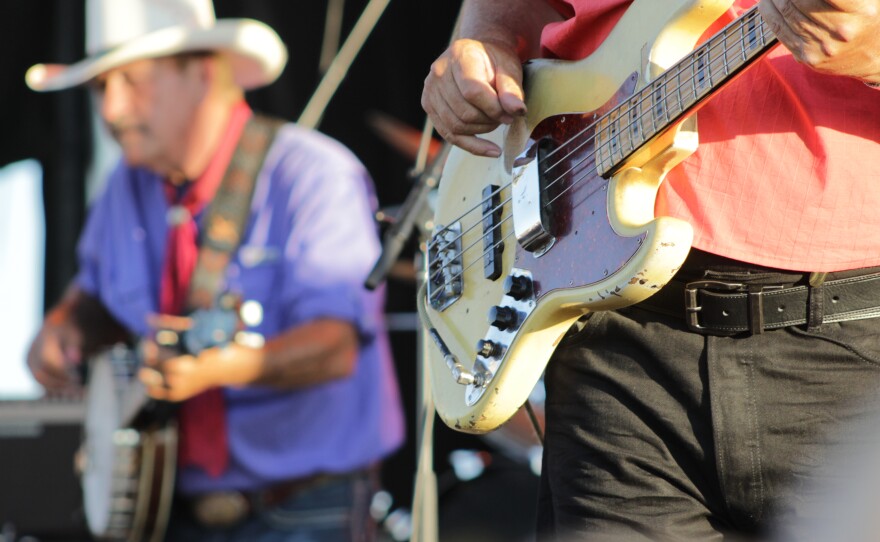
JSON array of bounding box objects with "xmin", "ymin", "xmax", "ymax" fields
[{"xmin": 541, "ymin": 0, "xmax": 880, "ymax": 272}]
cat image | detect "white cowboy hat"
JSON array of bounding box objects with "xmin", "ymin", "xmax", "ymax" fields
[{"xmin": 26, "ymin": 0, "xmax": 288, "ymax": 92}]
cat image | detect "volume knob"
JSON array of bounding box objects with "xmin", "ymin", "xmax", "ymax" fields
[
  {"xmin": 504, "ymin": 274, "xmax": 533, "ymax": 300},
  {"xmin": 488, "ymin": 305, "xmax": 518, "ymax": 330}
]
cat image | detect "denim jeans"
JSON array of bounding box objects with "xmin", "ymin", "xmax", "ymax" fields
[
  {"xmin": 536, "ymin": 287, "xmax": 880, "ymax": 541},
  {"xmin": 165, "ymin": 468, "xmax": 378, "ymax": 542}
]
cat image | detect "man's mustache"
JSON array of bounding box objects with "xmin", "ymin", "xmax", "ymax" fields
[{"xmin": 108, "ymin": 123, "xmax": 149, "ymax": 139}]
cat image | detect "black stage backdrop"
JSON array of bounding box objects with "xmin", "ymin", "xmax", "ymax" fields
[
  {"xmin": 1, "ymin": 0, "xmax": 461, "ymax": 309},
  {"xmin": 0, "ymin": 2, "xmax": 540, "ymax": 540}
]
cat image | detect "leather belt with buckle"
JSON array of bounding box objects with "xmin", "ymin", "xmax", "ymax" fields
[
  {"xmin": 636, "ymin": 272, "xmax": 880, "ymax": 335},
  {"xmin": 191, "ymin": 491, "xmax": 250, "ymax": 528},
  {"xmin": 186, "ymin": 466, "xmax": 380, "ymax": 529},
  {"xmin": 189, "ymin": 473, "xmax": 333, "ymax": 528}
]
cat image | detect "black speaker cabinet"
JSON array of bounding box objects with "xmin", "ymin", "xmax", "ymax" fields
[{"xmin": 0, "ymin": 399, "xmax": 90, "ymax": 541}]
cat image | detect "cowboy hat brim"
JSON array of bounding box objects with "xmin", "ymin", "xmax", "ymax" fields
[{"xmin": 26, "ymin": 18, "xmax": 287, "ymax": 92}]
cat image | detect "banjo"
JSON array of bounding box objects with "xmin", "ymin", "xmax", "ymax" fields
[
  {"xmin": 76, "ymin": 114, "xmax": 278, "ymax": 540},
  {"xmin": 77, "ymin": 295, "xmax": 262, "ymax": 542},
  {"xmin": 79, "ymin": 344, "xmax": 177, "ymax": 542}
]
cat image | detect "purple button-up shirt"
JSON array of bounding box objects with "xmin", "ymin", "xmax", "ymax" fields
[{"xmin": 76, "ymin": 122, "xmax": 405, "ymax": 493}]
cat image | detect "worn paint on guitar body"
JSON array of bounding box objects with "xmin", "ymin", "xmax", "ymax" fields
[{"xmin": 427, "ymin": 0, "xmax": 737, "ymax": 433}]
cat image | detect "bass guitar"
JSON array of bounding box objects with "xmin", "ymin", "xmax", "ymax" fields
[
  {"xmin": 77, "ymin": 294, "xmax": 260, "ymax": 541},
  {"xmin": 420, "ymin": 0, "xmax": 777, "ymax": 434}
]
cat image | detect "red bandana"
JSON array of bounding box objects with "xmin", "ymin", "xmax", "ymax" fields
[{"xmin": 160, "ymin": 101, "xmax": 252, "ymax": 478}]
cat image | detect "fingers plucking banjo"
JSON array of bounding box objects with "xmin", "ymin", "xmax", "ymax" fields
[{"xmin": 78, "ymin": 295, "xmax": 260, "ymax": 542}]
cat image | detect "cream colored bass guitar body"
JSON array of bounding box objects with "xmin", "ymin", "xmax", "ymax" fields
[{"xmin": 421, "ymin": 0, "xmax": 776, "ymax": 434}]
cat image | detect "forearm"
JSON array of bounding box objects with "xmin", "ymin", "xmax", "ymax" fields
[
  {"xmin": 29, "ymin": 284, "xmax": 127, "ymax": 390},
  {"xmin": 456, "ymin": 0, "xmax": 564, "ymax": 59},
  {"xmin": 66, "ymin": 287, "xmax": 130, "ymax": 355},
  {"xmin": 47, "ymin": 284, "xmax": 128, "ymax": 355},
  {"xmin": 214, "ymin": 319, "xmax": 359, "ymax": 390}
]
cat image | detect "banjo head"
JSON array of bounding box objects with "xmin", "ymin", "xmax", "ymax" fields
[{"xmin": 82, "ymin": 347, "xmax": 139, "ymax": 538}]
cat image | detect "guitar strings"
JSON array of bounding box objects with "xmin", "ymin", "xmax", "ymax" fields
[
  {"xmin": 427, "ymin": 169, "xmax": 616, "ymax": 306},
  {"xmin": 426, "ymin": 15, "xmax": 771, "ymax": 293},
  {"xmin": 425, "ymin": 38, "xmax": 710, "ymax": 267},
  {"xmin": 426, "ymin": 7, "xmax": 765, "ymax": 257},
  {"xmin": 425, "ymin": 9, "xmax": 764, "ymax": 258},
  {"xmin": 427, "ymin": 13, "xmax": 772, "ymax": 292},
  {"xmin": 427, "ymin": 92, "xmax": 730, "ymax": 297},
  {"xmin": 536, "ymin": 10, "xmax": 772, "ymax": 209},
  {"xmin": 538, "ymin": 7, "xmax": 766, "ymax": 174}
]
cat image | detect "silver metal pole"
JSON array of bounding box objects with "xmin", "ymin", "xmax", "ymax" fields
[
  {"xmin": 297, "ymin": 0, "xmax": 391, "ymax": 129},
  {"xmin": 319, "ymin": 0, "xmax": 346, "ymax": 74},
  {"xmin": 408, "ymin": 117, "xmax": 439, "ymax": 542}
]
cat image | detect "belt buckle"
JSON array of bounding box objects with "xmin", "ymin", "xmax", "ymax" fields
[
  {"xmin": 684, "ymin": 280, "xmax": 785, "ymax": 335},
  {"xmin": 684, "ymin": 280, "xmax": 746, "ymax": 334},
  {"xmin": 192, "ymin": 491, "xmax": 250, "ymax": 528}
]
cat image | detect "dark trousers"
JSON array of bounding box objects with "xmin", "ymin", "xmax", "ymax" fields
[{"xmin": 536, "ymin": 262, "xmax": 880, "ymax": 541}]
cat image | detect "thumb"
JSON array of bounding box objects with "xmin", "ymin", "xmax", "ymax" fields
[
  {"xmin": 57, "ymin": 324, "xmax": 83, "ymax": 365},
  {"xmin": 139, "ymin": 339, "xmax": 161, "ymax": 368},
  {"xmin": 492, "ymin": 54, "xmax": 527, "ymax": 117}
]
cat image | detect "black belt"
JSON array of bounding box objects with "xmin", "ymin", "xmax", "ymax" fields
[{"xmin": 636, "ymin": 272, "xmax": 880, "ymax": 335}]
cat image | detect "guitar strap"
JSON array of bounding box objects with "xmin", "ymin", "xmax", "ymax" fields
[
  {"xmin": 187, "ymin": 114, "xmax": 283, "ymax": 310},
  {"xmin": 174, "ymin": 114, "xmax": 282, "ymax": 479}
]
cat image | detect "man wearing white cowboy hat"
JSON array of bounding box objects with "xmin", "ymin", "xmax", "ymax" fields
[{"xmin": 26, "ymin": 1, "xmax": 405, "ymax": 540}]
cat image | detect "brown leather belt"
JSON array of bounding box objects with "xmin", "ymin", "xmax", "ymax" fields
[
  {"xmin": 187, "ymin": 468, "xmax": 374, "ymax": 528},
  {"xmin": 636, "ymin": 272, "xmax": 880, "ymax": 335}
]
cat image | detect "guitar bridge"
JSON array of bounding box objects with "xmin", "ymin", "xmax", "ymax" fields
[{"xmin": 427, "ymin": 222, "xmax": 463, "ymax": 311}]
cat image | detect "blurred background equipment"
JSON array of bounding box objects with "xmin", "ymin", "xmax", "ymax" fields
[
  {"xmin": 0, "ymin": 398, "xmax": 90, "ymax": 540},
  {"xmin": 1, "ymin": 1, "xmax": 542, "ymax": 541}
]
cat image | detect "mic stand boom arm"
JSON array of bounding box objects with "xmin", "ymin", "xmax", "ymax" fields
[{"xmin": 365, "ymin": 142, "xmax": 449, "ymax": 291}]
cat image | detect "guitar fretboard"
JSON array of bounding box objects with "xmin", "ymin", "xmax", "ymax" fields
[{"xmin": 594, "ymin": 6, "xmax": 777, "ymax": 176}]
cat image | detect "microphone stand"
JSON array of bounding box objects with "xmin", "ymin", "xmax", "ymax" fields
[
  {"xmin": 292, "ymin": 0, "xmax": 457, "ymax": 538},
  {"xmin": 365, "ymin": 142, "xmax": 448, "ymax": 291},
  {"xmin": 365, "ymin": 124, "xmax": 448, "ymax": 542}
]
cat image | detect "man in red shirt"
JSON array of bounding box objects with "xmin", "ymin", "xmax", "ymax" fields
[{"xmin": 422, "ymin": 0, "xmax": 880, "ymax": 540}]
